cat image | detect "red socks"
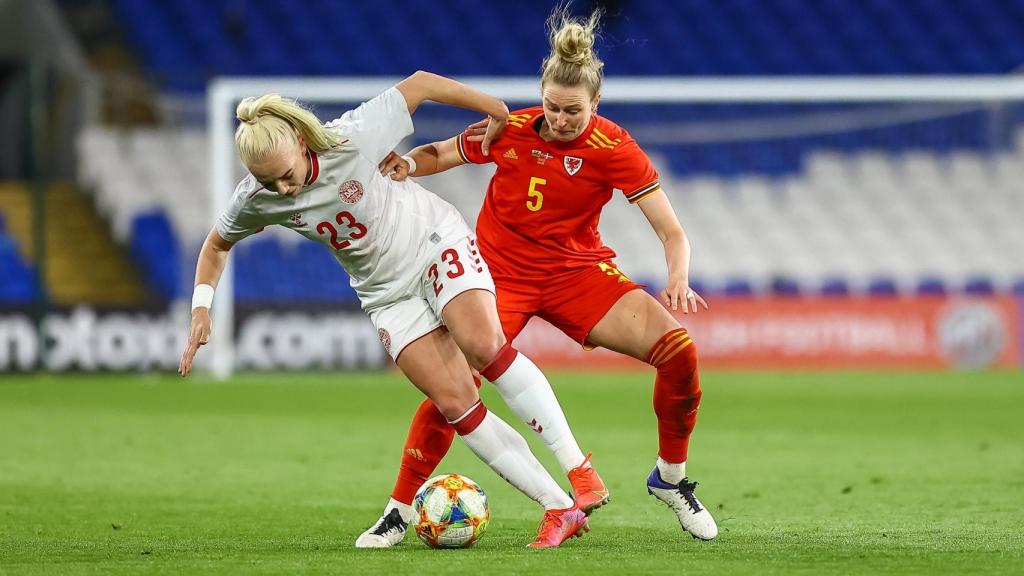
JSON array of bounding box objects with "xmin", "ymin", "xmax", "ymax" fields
[
  {"xmin": 647, "ymin": 328, "xmax": 702, "ymax": 463},
  {"xmin": 390, "ymin": 329, "xmax": 701, "ymax": 504},
  {"xmin": 390, "ymin": 375, "xmax": 482, "ymax": 504}
]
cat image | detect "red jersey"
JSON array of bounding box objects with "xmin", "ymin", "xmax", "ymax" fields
[{"xmin": 456, "ymin": 106, "xmax": 661, "ymax": 281}]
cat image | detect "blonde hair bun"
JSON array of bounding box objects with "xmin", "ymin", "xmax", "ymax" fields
[
  {"xmin": 541, "ymin": 5, "xmax": 604, "ymax": 96},
  {"xmin": 553, "ymin": 21, "xmax": 595, "ymax": 65}
]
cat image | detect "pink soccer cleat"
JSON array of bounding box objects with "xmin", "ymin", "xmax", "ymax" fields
[{"xmin": 526, "ymin": 505, "xmax": 590, "ymax": 549}]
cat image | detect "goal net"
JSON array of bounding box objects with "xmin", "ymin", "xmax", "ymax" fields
[{"xmin": 206, "ymin": 76, "xmax": 1024, "ymax": 377}]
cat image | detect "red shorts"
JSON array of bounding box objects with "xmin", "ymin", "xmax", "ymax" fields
[{"xmin": 494, "ymin": 261, "xmax": 644, "ymax": 347}]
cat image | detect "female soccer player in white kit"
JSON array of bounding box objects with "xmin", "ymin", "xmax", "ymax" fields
[{"xmin": 177, "ymin": 71, "xmax": 591, "ymax": 549}]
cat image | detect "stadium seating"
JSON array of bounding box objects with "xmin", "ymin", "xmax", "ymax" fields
[
  {"xmin": 76, "ymin": 120, "xmax": 1024, "ymax": 301},
  {"xmin": 129, "ymin": 212, "xmax": 181, "ymax": 300},
  {"xmin": 71, "ymin": 1, "xmax": 1024, "ymax": 303},
  {"xmin": 110, "ymin": 0, "xmax": 1024, "ymax": 92},
  {"xmin": 0, "ymin": 215, "xmax": 39, "ymax": 303}
]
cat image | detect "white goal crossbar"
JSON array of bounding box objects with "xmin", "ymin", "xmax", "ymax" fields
[{"xmin": 207, "ymin": 75, "xmax": 1024, "ymax": 379}]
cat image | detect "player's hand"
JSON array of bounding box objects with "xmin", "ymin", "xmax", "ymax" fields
[
  {"xmin": 378, "ymin": 151, "xmax": 411, "ymax": 182},
  {"xmin": 464, "ymin": 117, "xmax": 490, "ymax": 142},
  {"xmin": 178, "ymin": 308, "xmax": 212, "ymax": 377},
  {"xmin": 661, "ymin": 277, "xmax": 708, "ymax": 314},
  {"xmin": 481, "ymin": 116, "xmax": 507, "ymax": 156}
]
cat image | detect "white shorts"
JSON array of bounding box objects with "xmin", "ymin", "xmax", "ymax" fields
[{"xmin": 368, "ymin": 234, "xmax": 495, "ymax": 361}]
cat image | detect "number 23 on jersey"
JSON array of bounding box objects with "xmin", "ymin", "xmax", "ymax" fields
[{"xmin": 316, "ymin": 210, "xmax": 367, "ymax": 250}]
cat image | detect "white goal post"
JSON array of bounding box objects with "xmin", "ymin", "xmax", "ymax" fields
[{"xmin": 207, "ymin": 75, "xmax": 1024, "ymax": 379}]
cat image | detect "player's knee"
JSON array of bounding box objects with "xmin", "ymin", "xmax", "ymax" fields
[
  {"xmin": 462, "ymin": 332, "xmax": 508, "ymax": 371},
  {"xmin": 652, "ymin": 337, "xmax": 701, "ymax": 394},
  {"xmin": 676, "ymin": 340, "xmax": 698, "ymax": 371},
  {"xmin": 649, "ymin": 330, "xmax": 698, "ymax": 368},
  {"xmin": 433, "ymin": 395, "xmax": 472, "ymax": 422}
]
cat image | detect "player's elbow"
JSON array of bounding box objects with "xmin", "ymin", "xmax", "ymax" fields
[
  {"xmin": 205, "ymin": 229, "xmax": 235, "ymax": 254},
  {"xmin": 656, "ymin": 225, "xmax": 685, "ymax": 247},
  {"xmin": 403, "ymin": 70, "xmax": 429, "ymax": 89},
  {"xmin": 409, "ymin": 70, "xmax": 433, "ymax": 82},
  {"xmin": 397, "ymin": 70, "xmax": 437, "ymax": 114}
]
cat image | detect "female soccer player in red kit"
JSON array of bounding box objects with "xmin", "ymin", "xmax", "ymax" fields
[{"xmin": 360, "ymin": 7, "xmax": 717, "ymax": 545}]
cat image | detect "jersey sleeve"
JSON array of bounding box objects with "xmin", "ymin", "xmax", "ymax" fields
[
  {"xmin": 609, "ymin": 138, "xmax": 661, "ymax": 204},
  {"xmin": 454, "ymin": 130, "xmax": 492, "ymax": 165},
  {"xmin": 325, "ymin": 86, "xmax": 414, "ymax": 164},
  {"xmin": 215, "ymin": 176, "xmax": 269, "ymax": 243}
]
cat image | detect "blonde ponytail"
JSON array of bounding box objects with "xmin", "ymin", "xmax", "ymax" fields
[
  {"xmin": 541, "ymin": 5, "xmax": 604, "ymax": 97},
  {"xmin": 234, "ymin": 94, "xmax": 341, "ymax": 165}
]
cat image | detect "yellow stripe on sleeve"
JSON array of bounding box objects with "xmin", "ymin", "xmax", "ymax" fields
[{"xmin": 592, "ymin": 128, "xmax": 623, "ymax": 147}]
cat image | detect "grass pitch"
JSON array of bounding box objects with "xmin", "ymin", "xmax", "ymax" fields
[{"xmin": 0, "ymin": 370, "xmax": 1022, "ymax": 575}]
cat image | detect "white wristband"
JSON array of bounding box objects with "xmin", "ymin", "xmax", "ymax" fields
[
  {"xmin": 192, "ymin": 283, "xmax": 215, "ymax": 310},
  {"xmin": 401, "ymin": 154, "xmax": 417, "ymax": 176}
]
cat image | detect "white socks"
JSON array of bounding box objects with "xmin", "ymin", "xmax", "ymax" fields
[
  {"xmin": 489, "ymin": 352, "xmax": 587, "ymax": 473},
  {"xmin": 459, "ymin": 411, "xmax": 574, "ymax": 510},
  {"xmin": 657, "ymin": 457, "xmax": 686, "ymax": 484},
  {"xmin": 386, "ymin": 496, "xmax": 416, "ymax": 524}
]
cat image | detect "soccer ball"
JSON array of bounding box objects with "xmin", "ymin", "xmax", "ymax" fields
[{"xmin": 413, "ymin": 473, "xmax": 490, "ymax": 548}]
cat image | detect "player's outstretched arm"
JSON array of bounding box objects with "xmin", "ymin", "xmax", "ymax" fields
[
  {"xmin": 395, "ymin": 71, "xmax": 507, "ymax": 155},
  {"xmin": 178, "ymin": 228, "xmax": 235, "ymax": 377},
  {"xmin": 395, "ymin": 70, "xmax": 506, "ymax": 119},
  {"xmin": 637, "ymin": 192, "xmax": 709, "ymax": 314},
  {"xmin": 378, "ymin": 137, "xmax": 464, "ymax": 181}
]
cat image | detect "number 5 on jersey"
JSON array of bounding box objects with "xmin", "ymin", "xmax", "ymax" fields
[{"xmin": 527, "ymin": 177, "xmax": 545, "ymax": 212}]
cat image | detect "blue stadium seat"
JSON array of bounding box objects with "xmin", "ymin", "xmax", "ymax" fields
[
  {"xmin": 770, "ymin": 277, "xmax": 802, "ymax": 296},
  {"xmin": 231, "ymin": 237, "xmax": 360, "ymax": 304},
  {"xmin": 723, "ymin": 278, "xmax": 754, "ymax": 297},
  {"xmin": 820, "ymin": 278, "xmax": 850, "ymax": 297},
  {"xmin": 130, "ymin": 212, "xmax": 181, "ymax": 300},
  {"xmin": 963, "ymin": 276, "xmax": 996, "ymax": 295},
  {"xmin": 916, "ymin": 277, "xmax": 948, "ymax": 296},
  {"xmin": 687, "ymin": 278, "xmax": 707, "ymax": 298},
  {"xmin": 0, "ymin": 236, "xmax": 38, "ymax": 303},
  {"xmin": 867, "ymin": 277, "xmax": 899, "ymax": 296}
]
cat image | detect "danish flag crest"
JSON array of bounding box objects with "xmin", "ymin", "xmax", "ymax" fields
[
  {"xmin": 339, "ymin": 180, "xmax": 364, "ymax": 204},
  {"xmin": 564, "ymin": 155, "xmax": 583, "ymax": 176}
]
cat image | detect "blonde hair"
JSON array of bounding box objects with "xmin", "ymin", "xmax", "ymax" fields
[
  {"xmin": 234, "ymin": 94, "xmax": 341, "ymax": 165},
  {"xmin": 541, "ymin": 5, "xmax": 604, "ymax": 98}
]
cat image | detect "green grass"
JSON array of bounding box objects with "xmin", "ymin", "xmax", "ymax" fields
[{"xmin": 0, "ymin": 371, "xmax": 1022, "ymax": 575}]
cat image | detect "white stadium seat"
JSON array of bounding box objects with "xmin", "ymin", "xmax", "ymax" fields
[{"xmin": 76, "ymin": 126, "xmax": 1024, "ymax": 294}]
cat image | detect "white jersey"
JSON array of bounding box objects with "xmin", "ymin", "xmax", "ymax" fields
[{"xmin": 216, "ymin": 87, "xmax": 470, "ymax": 311}]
